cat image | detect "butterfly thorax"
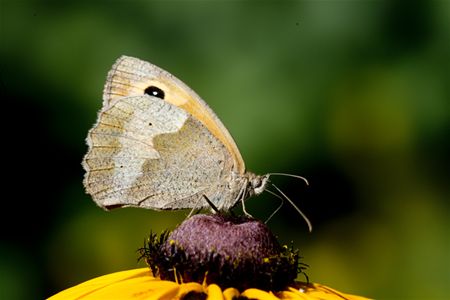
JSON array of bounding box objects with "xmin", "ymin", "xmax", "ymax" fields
[{"xmin": 216, "ymin": 172, "xmax": 269, "ymax": 211}]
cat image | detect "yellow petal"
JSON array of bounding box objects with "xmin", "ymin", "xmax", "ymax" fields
[
  {"xmin": 223, "ymin": 287, "xmax": 240, "ymax": 300},
  {"xmin": 207, "ymin": 283, "xmax": 224, "ymax": 300},
  {"xmin": 284, "ymin": 287, "xmax": 315, "ymax": 299},
  {"xmin": 287, "ymin": 284, "xmax": 372, "ymax": 300},
  {"xmin": 241, "ymin": 288, "xmax": 280, "ymax": 300},
  {"xmin": 47, "ymin": 268, "xmax": 178, "ymax": 300},
  {"xmin": 48, "ymin": 268, "xmax": 371, "ymax": 300},
  {"xmin": 277, "ymin": 290, "xmax": 309, "ymax": 299},
  {"xmin": 141, "ymin": 284, "xmax": 179, "ymax": 300},
  {"xmin": 177, "ymin": 282, "xmax": 205, "ymax": 298}
]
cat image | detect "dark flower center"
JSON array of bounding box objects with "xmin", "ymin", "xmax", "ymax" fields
[{"xmin": 139, "ymin": 214, "xmax": 306, "ymax": 292}]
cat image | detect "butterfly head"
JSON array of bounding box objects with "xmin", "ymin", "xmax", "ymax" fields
[{"xmin": 248, "ymin": 173, "xmax": 270, "ymax": 196}]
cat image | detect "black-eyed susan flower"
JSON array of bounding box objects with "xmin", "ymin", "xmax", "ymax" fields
[
  {"xmin": 48, "ymin": 267, "xmax": 369, "ymax": 300},
  {"xmin": 48, "ymin": 214, "xmax": 371, "ymax": 300}
]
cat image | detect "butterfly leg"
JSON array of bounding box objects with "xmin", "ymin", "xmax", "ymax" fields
[
  {"xmin": 241, "ymin": 200, "xmax": 253, "ymax": 218},
  {"xmin": 187, "ymin": 206, "xmax": 202, "ymax": 218},
  {"xmin": 187, "ymin": 196, "xmax": 205, "ymax": 218},
  {"xmin": 238, "ymin": 184, "xmax": 253, "ymax": 218},
  {"xmin": 202, "ymin": 195, "xmax": 219, "ymax": 213}
]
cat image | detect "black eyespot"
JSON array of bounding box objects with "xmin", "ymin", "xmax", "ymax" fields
[{"xmin": 144, "ymin": 86, "xmax": 165, "ymax": 99}]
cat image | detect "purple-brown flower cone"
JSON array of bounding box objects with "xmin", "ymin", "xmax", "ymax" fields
[
  {"xmin": 145, "ymin": 214, "xmax": 301, "ymax": 291},
  {"xmin": 162, "ymin": 214, "xmax": 281, "ymax": 265}
]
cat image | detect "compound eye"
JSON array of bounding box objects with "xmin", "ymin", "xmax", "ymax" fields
[{"xmin": 252, "ymin": 177, "xmax": 262, "ymax": 188}]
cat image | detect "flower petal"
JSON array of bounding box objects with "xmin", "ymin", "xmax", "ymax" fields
[
  {"xmin": 178, "ymin": 282, "xmax": 205, "ymax": 298},
  {"xmin": 287, "ymin": 284, "xmax": 371, "ymax": 300},
  {"xmin": 223, "ymin": 287, "xmax": 240, "ymax": 300},
  {"xmin": 241, "ymin": 288, "xmax": 280, "ymax": 300},
  {"xmin": 48, "ymin": 268, "xmax": 371, "ymax": 300},
  {"xmin": 47, "ymin": 268, "xmax": 178, "ymax": 300},
  {"xmin": 278, "ymin": 290, "xmax": 309, "ymax": 299},
  {"xmin": 207, "ymin": 284, "xmax": 224, "ymax": 300}
]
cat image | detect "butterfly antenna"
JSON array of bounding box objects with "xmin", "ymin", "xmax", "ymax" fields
[
  {"xmin": 267, "ymin": 173, "xmax": 309, "ymax": 186},
  {"xmin": 264, "ymin": 189, "xmax": 285, "ymax": 224},
  {"xmin": 271, "ymin": 183, "xmax": 312, "ymax": 232}
]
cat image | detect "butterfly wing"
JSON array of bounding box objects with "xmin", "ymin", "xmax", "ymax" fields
[
  {"xmin": 83, "ymin": 95, "xmax": 236, "ymax": 210},
  {"xmin": 103, "ymin": 55, "xmax": 245, "ymax": 174}
]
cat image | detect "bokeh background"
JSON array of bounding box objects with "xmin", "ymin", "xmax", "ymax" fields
[{"xmin": 1, "ymin": 1, "xmax": 449, "ymax": 299}]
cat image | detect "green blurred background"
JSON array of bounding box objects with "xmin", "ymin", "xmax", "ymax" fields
[{"xmin": 1, "ymin": 1, "xmax": 449, "ymax": 299}]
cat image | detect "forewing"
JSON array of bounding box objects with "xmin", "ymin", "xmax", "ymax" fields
[{"xmin": 103, "ymin": 56, "xmax": 245, "ymax": 173}]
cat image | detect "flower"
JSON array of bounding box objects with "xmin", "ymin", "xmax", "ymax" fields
[
  {"xmin": 48, "ymin": 214, "xmax": 371, "ymax": 299},
  {"xmin": 48, "ymin": 267, "xmax": 369, "ymax": 300},
  {"xmin": 140, "ymin": 214, "xmax": 305, "ymax": 292}
]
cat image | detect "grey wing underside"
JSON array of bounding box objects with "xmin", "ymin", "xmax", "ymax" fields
[{"xmin": 82, "ymin": 95, "xmax": 233, "ymax": 210}]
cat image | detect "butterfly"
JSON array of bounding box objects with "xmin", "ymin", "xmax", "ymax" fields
[{"xmin": 82, "ymin": 56, "xmax": 310, "ymax": 229}]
